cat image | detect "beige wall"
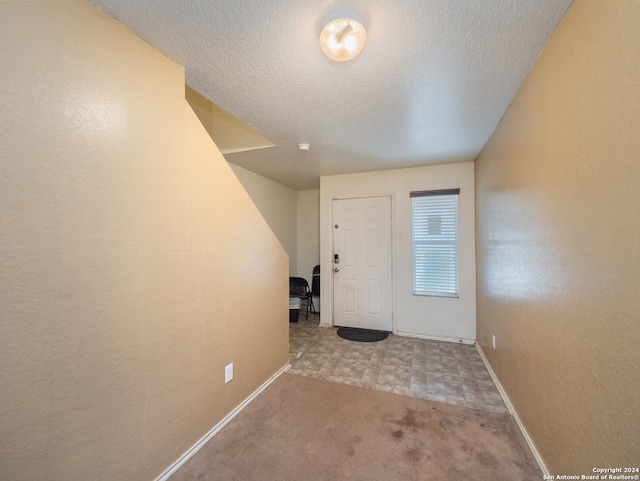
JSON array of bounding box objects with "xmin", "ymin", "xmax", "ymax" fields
[
  {"xmin": 229, "ymin": 163, "xmax": 298, "ymax": 276},
  {"xmin": 321, "ymin": 163, "xmax": 476, "ymax": 341},
  {"xmin": 185, "ymin": 86, "xmax": 274, "ymax": 155},
  {"xmin": 475, "ymin": 0, "xmax": 639, "ymax": 473},
  {"xmin": 0, "ymin": 3, "xmax": 289, "ymax": 480},
  {"xmin": 296, "ymin": 189, "xmax": 320, "ymax": 286}
]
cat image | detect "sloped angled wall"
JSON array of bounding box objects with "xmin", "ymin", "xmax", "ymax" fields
[
  {"xmin": 229, "ymin": 163, "xmax": 298, "ymax": 276},
  {"xmin": 0, "ymin": 2, "xmax": 288, "ymax": 480}
]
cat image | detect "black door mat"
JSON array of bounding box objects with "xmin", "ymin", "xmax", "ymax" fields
[{"xmin": 337, "ymin": 327, "xmax": 390, "ymax": 342}]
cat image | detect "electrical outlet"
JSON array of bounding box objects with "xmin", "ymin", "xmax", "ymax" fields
[
  {"xmin": 225, "ymin": 363, "xmax": 233, "ymax": 384},
  {"xmin": 491, "ymin": 334, "xmax": 496, "ymax": 350}
]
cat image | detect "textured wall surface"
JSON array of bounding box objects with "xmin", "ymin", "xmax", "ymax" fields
[
  {"xmin": 475, "ymin": 0, "xmax": 640, "ymax": 473},
  {"xmin": 0, "ymin": 2, "xmax": 289, "ymax": 480},
  {"xmin": 296, "ymin": 189, "xmax": 320, "ymax": 286},
  {"xmin": 229, "ymin": 164, "xmax": 297, "ymax": 276},
  {"xmin": 185, "ymin": 86, "xmax": 273, "ymax": 155},
  {"xmin": 320, "ymin": 162, "xmax": 475, "ymax": 341}
]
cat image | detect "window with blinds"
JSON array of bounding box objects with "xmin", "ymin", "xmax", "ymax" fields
[{"xmin": 411, "ymin": 189, "xmax": 460, "ymax": 298}]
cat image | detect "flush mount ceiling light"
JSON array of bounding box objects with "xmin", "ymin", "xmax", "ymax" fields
[{"xmin": 319, "ymin": 10, "xmax": 367, "ymax": 62}]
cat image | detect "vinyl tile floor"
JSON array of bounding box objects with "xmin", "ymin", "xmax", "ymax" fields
[{"xmin": 288, "ymin": 312, "xmax": 507, "ymax": 414}]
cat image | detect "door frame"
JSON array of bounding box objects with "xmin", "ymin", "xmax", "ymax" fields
[{"xmin": 324, "ymin": 193, "xmax": 397, "ymax": 334}]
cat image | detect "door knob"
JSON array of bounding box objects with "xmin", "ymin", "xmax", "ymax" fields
[{"xmin": 334, "ymin": 267, "xmax": 340, "ymax": 272}]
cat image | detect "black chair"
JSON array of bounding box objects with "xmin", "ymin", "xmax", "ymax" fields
[
  {"xmin": 311, "ymin": 265, "xmax": 320, "ymax": 314},
  {"xmin": 289, "ymin": 277, "xmax": 313, "ymax": 320}
]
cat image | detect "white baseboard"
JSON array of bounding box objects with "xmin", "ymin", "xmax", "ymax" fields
[
  {"xmin": 396, "ymin": 331, "xmax": 476, "ymax": 345},
  {"xmin": 155, "ymin": 363, "xmax": 291, "ymax": 481},
  {"xmin": 474, "ymin": 343, "xmax": 549, "ymax": 476}
]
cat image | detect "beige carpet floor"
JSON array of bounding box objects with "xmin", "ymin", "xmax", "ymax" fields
[{"xmin": 169, "ymin": 373, "xmax": 541, "ymax": 481}]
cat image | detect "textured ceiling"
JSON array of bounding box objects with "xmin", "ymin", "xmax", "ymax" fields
[{"xmin": 91, "ymin": 0, "xmax": 572, "ymax": 190}]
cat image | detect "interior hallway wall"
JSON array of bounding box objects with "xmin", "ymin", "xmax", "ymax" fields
[
  {"xmin": 474, "ymin": 0, "xmax": 639, "ymax": 473},
  {"xmin": 229, "ymin": 163, "xmax": 297, "ymax": 276},
  {"xmin": 0, "ymin": 3, "xmax": 289, "ymax": 480},
  {"xmin": 296, "ymin": 189, "xmax": 320, "ymax": 285}
]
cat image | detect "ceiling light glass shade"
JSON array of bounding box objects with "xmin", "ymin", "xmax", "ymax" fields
[{"xmin": 319, "ymin": 17, "xmax": 367, "ymax": 61}]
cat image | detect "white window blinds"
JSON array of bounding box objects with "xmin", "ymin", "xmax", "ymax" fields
[{"xmin": 411, "ymin": 189, "xmax": 460, "ymax": 298}]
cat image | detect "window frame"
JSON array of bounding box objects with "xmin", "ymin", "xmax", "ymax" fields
[{"xmin": 410, "ymin": 188, "xmax": 460, "ymax": 298}]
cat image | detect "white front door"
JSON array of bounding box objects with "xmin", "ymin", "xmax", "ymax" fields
[{"xmin": 332, "ymin": 196, "xmax": 392, "ymax": 331}]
